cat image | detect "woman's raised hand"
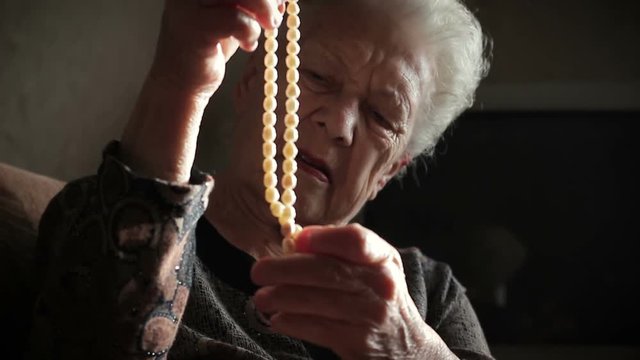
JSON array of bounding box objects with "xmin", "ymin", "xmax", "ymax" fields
[{"xmin": 121, "ymin": 0, "xmax": 283, "ymax": 183}]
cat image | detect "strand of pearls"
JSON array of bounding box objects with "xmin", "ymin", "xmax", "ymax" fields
[{"xmin": 263, "ymin": 0, "xmax": 302, "ymax": 253}]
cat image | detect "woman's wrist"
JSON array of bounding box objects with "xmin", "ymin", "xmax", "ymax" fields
[{"xmin": 121, "ymin": 74, "xmax": 212, "ymax": 183}]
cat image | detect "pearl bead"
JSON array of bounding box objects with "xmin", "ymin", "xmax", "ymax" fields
[
  {"xmin": 262, "ymin": 126, "xmax": 276, "ymax": 142},
  {"xmin": 287, "ymin": 2, "xmax": 300, "ymax": 15},
  {"xmin": 264, "ymin": 82, "xmax": 278, "ymax": 97},
  {"xmin": 287, "ymin": 15, "xmax": 300, "ymax": 29},
  {"xmin": 287, "ymin": 29, "xmax": 301, "ymax": 42},
  {"xmin": 263, "ymin": 112, "xmax": 276, "ymax": 127},
  {"xmin": 282, "ymin": 205, "xmax": 296, "ymax": 220},
  {"xmin": 284, "ymin": 128, "xmax": 299, "ymax": 142},
  {"xmin": 264, "ymin": 172, "xmax": 277, "ymax": 188},
  {"xmin": 264, "ymin": 53, "xmax": 278, "ymax": 67},
  {"xmin": 280, "ymin": 221, "xmax": 296, "ymax": 237},
  {"xmin": 283, "ymin": 159, "xmax": 297, "ymax": 173},
  {"xmin": 263, "ymin": 158, "xmax": 277, "ymax": 173},
  {"xmin": 265, "ymin": 37, "xmax": 278, "ymax": 52},
  {"xmin": 263, "ymin": 96, "xmax": 277, "ymax": 112},
  {"xmin": 286, "ymin": 84, "xmax": 300, "ymax": 98},
  {"xmin": 270, "ymin": 201, "xmax": 284, "ymax": 217},
  {"xmin": 281, "ymin": 173, "xmax": 297, "ymax": 189},
  {"xmin": 279, "ymin": 212, "xmax": 295, "ymax": 226},
  {"xmin": 285, "ymin": 114, "xmax": 299, "ymax": 127},
  {"xmin": 282, "ymin": 189, "xmax": 296, "ymax": 206},
  {"xmin": 283, "ymin": 142, "xmax": 298, "ymax": 159},
  {"xmin": 286, "ymin": 42, "xmax": 300, "ymax": 55},
  {"xmin": 263, "ymin": 142, "xmax": 276, "ymax": 158},
  {"xmin": 264, "ymin": 28, "xmax": 278, "ymax": 39},
  {"xmin": 286, "ymin": 69, "xmax": 299, "ymax": 83},
  {"xmin": 265, "ymin": 187, "xmax": 280, "ymax": 203},
  {"xmin": 286, "ymin": 98, "xmax": 300, "ymax": 113},
  {"xmin": 264, "ymin": 68, "xmax": 278, "ymax": 82},
  {"xmin": 286, "ymin": 54, "xmax": 300, "ymax": 68}
]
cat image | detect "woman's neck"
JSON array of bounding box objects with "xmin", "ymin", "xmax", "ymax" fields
[{"xmin": 203, "ymin": 172, "xmax": 285, "ymax": 259}]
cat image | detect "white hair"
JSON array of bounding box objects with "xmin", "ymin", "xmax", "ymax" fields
[{"xmin": 407, "ymin": 0, "xmax": 490, "ymax": 158}]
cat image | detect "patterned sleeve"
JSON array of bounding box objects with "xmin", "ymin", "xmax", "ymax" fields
[{"xmin": 27, "ymin": 141, "xmax": 214, "ymax": 360}]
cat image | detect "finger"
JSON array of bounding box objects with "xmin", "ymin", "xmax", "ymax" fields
[
  {"xmin": 200, "ymin": 0, "xmax": 283, "ymax": 30},
  {"xmin": 253, "ymin": 285, "xmax": 389, "ymax": 326},
  {"xmin": 251, "ymin": 253, "xmax": 371, "ymax": 293},
  {"xmin": 251, "ymin": 253, "xmax": 401, "ymax": 299},
  {"xmin": 197, "ymin": 7, "xmax": 262, "ymax": 52},
  {"xmin": 269, "ymin": 312, "xmax": 362, "ymax": 356},
  {"xmin": 295, "ymin": 224, "xmax": 402, "ymax": 266}
]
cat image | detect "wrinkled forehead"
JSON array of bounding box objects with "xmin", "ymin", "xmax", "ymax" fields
[
  {"xmin": 300, "ymin": 0, "xmax": 430, "ymax": 68},
  {"xmin": 301, "ymin": 0, "xmax": 428, "ymax": 36}
]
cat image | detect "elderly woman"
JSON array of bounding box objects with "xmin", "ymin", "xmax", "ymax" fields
[{"xmin": 27, "ymin": 0, "xmax": 491, "ymax": 359}]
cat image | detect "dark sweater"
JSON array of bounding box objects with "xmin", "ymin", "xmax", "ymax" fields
[{"xmin": 26, "ymin": 142, "xmax": 494, "ymax": 359}]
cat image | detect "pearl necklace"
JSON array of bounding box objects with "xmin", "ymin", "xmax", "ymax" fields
[{"xmin": 262, "ymin": 0, "xmax": 302, "ymax": 253}]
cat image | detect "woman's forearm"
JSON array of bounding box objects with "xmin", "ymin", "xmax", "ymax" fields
[{"xmin": 28, "ymin": 146, "xmax": 214, "ymax": 359}]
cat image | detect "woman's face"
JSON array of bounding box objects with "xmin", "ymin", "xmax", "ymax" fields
[{"xmin": 231, "ymin": 1, "xmax": 432, "ymax": 226}]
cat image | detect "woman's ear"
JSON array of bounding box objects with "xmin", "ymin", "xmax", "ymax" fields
[{"xmin": 369, "ymin": 153, "xmax": 411, "ymax": 201}]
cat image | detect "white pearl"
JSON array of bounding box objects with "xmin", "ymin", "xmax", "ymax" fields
[
  {"xmin": 264, "ymin": 28, "xmax": 278, "ymax": 39},
  {"xmin": 285, "ymin": 114, "xmax": 299, "ymax": 127},
  {"xmin": 264, "ymin": 68, "xmax": 278, "ymax": 82},
  {"xmin": 286, "ymin": 84, "xmax": 300, "ymax": 98},
  {"xmin": 270, "ymin": 201, "xmax": 284, "ymax": 217},
  {"xmin": 263, "ymin": 158, "xmax": 277, "ymax": 173},
  {"xmin": 282, "ymin": 205, "xmax": 296, "ymax": 221},
  {"xmin": 284, "ymin": 128, "xmax": 299, "ymax": 142},
  {"xmin": 263, "ymin": 96, "xmax": 277, "ymax": 112},
  {"xmin": 287, "ymin": 14, "xmax": 300, "ymax": 29},
  {"xmin": 265, "ymin": 37, "xmax": 278, "ymax": 53},
  {"xmin": 287, "ymin": 29, "xmax": 301, "ymax": 42},
  {"xmin": 283, "ymin": 159, "xmax": 297, "ymax": 173},
  {"xmin": 282, "ymin": 189, "xmax": 296, "ymax": 206},
  {"xmin": 286, "ymin": 54, "xmax": 300, "ymax": 69},
  {"xmin": 286, "ymin": 41, "xmax": 300, "ymax": 55},
  {"xmin": 264, "ymin": 53, "xmax": 278, "ymax": 68},
  {"xmin": 286, "ymin": 98, "xmax": 300, "ymax": 113},
  {"xmin": 286, "ymin": 68, "xmax": 299, "ymax": 83},
  {"xmin": 287, "ymin": 2, "xmax": 300, "ymax": 15},
  {"xmin": 280, "ymin": 221, "xmax": 296, "ymax": 237},
  {"xmin": 262, "ymin": 126, "xmax": 276, "ymax": 142},
  {"xmin": 263, "ymin": 172, "xmax": 277, "ymax": 188},
  {"xmin": 279, "ymin": 212, "xmax": 295, "ymax": 226},
  {"xmin": 263, "ymin": 112, "xmax": 276, "ymax": 127},
  {"xmin": 281, "ymin": 173, "xmax": 297, "ymax": 189},
  {"xmin": 265, "ymin": 187, "xmax": 280, "ymax": 203},
  {"xmin": 283, "ymin": 142, "xmax": 298, "ymax": 159},
  {"xmin": 262, "ymin": 142, "xmax": 276, "ymax": 158},
  {"xmin": 264, "ymin": 82, "xmax": 278, "ymax": 97}
]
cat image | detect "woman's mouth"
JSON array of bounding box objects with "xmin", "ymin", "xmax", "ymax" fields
[{"xmin": 296, "ymin": 151, "xmax": 331, "ymax": 184}]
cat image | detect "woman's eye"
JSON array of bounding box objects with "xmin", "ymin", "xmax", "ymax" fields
[
  {"xmin": 371, "ymin": 109, "xmax": 391, "ymax": 128},
  {"xmin": 301, "ymin": 69, "xmax": 331, "ymax": 91}
]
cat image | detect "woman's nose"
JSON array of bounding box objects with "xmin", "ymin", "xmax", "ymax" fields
[{"xmin": 312, "ymin": 97, "xmax": 358, "ymax": 147}]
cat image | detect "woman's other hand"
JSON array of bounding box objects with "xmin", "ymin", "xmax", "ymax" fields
[
  {"xmin": 121, "ymin": 0, "xmax": 283, "ymax": 183},
  {"xmin": 251, "ymin": 224, "xmax": 458, "ymax": 360}
]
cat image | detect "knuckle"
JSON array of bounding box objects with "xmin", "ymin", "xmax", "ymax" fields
[{"xmin": 371, "ymin": 266, "xmax": 398, "ymax": 300}]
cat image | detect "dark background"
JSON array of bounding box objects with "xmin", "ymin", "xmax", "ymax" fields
[
  {"xmin": 366, "ymin": 112, "xmax": 640, "ymax": 347},
  {"xmin": 364, "ymin": 0, "xmax": 640, "ymax": 357}
]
